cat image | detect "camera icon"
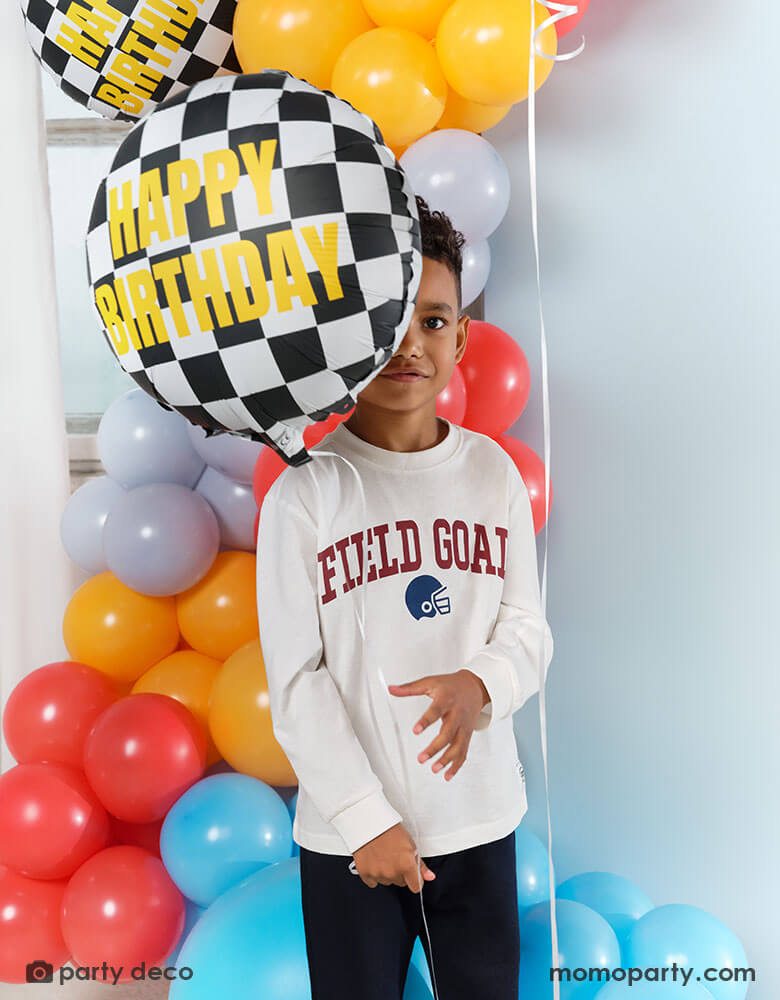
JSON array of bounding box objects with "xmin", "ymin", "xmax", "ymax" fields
[{"xmin": 26, "ymin": 960, "xmax": 53, "ymax": 983}]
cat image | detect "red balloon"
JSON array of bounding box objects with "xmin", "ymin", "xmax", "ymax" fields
[
  {"xmin": 109, "ymin": 816, "xmax": 163, "ymax": 857},
  {"xmin": 252, "ymin": 407, "xmax": 355, "ymax": 509},
  {"xmin": 460, "ymin": 321, "xmax": 531, "ymax": 437},
  {"xmin": 3, "ymin": 661, "xmax": 118, "ymax": 768},
  {"xmin": 252, "ymin": 446, "xmax": 286, "ymax": 509},
  {"xmin": 61, "ymin": 845, "xmax": 185, "ymax": 978},
  {"xmin": 435, "ymin": 364, "xmax": 467, "ymax": 424},
  {"xmin": 83, "ymin": 693, "xmax": 207, "ymax": 823},
  {"xmin": 0, "ymin": 762, "xmax": 110, "ymax": 879},
  {"xmin": 303, "ymin": 407, "xmax": 353, "ymax": 448},
  {"xmin": 495, "ymin": 434, "xmax": 553, "ymax": 534},
  {"xmin": 547, "ymin": 0, "xmax": 589, "ymax": 37},
  {"xmin": 0, "ymin": 865, "xmax": 70, "ymax": 982}
]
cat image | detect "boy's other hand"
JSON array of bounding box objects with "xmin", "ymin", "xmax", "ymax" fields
[
  {"xmin": 388, "ymin": 670, "xmax": 490, "ymax": 781},
  {"xmin": 352, "ymin": 823, "xmax": 436, "ymax": 893}
]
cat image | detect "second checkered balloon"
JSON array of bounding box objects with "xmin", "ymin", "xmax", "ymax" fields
[
  {"xmin": 21, "ymin": 0, "xmax": 240, "ymax": 120},
  {"xmin": 86, "ymin": 71, "xmax": 422, "ymax": 467}
]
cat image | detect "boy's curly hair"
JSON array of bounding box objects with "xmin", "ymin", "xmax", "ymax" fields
[{"xmin": 416, "ymin": 195, "xmax": 466, "ymax": 311}]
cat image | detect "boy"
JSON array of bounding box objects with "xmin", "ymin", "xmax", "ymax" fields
[{"xmin": 256, "ymin": 197, "xmax": 554, "ymax": 999}]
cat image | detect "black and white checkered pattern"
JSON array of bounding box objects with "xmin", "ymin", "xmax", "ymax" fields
[
  {"xmin": 22, "ymin": 0, "xmax": 240, "ymax": 121},
  {"xmin": 86, "ymin": 71, "xmax": 422, "ymax": 467}
]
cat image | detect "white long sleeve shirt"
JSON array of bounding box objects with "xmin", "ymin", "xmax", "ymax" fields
[{"xmin": 256, "ymin": 416, "xmax": 554, "ymax": 857}]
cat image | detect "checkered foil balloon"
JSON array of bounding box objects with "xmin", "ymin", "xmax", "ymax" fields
[
  {"xmin": 21, "ymin": 0, "xmax": 240, "ymax": 120},
  {"xmin": 86, "ymin": 70, "xmax": 422, "ymax": 467}
]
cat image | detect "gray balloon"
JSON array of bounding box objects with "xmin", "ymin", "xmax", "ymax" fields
[
  {"xmin": 401, "ymin": 130, "xmax": 510, "ymax": 243},
  {"xmin": 103, "ymin": 483, "xmax": 220, "ymax": 596},
  {"xmin": 195, "ymin": 466, "xmax": 258, "ymax": 552},
  {"xmin": 187, "ymin": 423, "xmax": 263, "ymax": 485},
  {"xmin": 60, "ymin": 475, "xmax": 126, "ymax": 574},
  {"xmin": 98, "ymin": 389, "xmax": 206, "ymax": 489},
  {"xmin": 461, "ymin": 240, "xmax": 491, "ymax": 307}
]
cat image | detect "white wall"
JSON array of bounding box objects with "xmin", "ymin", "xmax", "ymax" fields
[{"xmin": 490, "ymin": 2, "xmax": 778, "ymax": 996}]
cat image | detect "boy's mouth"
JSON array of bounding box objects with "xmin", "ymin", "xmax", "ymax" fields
[
  {"xmin": 381, "ymin": 371, "xmax": 427, "ymax": 382},
  {"xmin": 380, "ymin": 366, "xmax": 429, "ymax": 382}
]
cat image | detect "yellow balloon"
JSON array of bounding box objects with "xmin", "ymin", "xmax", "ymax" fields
[
  {"xmin": 208, "ymin": 639, "xmax": 297, "ymax": 785},
  {"xmin": 176, "ymin": 551, "xmax": 259, "ymax": 662},
  {"xmin": 362, "ymin": 0, "xmax": 452, "ymax": 40},
  {"xmin": 233, "ymin": 0, "xmax": 374, "ymax": 91},
  {"xmin": 132, "ymin": 650, "xmax": 223, "ymax": 767},
  {"xmin": 436, "ymin": 90, "xmax": 511, "ymax": 133},
  {"xmin": 63, "ymin": 571, "xmax": 179, "ymax": 684},
  {"xmin": 331, "ymin": 27, "xmax": 447, "ymax": 150},
  {"xmin": 436, "ymin": 0, "xmax": 557, "ymax": 105}
]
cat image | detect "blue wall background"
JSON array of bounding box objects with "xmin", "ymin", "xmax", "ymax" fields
[{"xmin": 488, "ymin": 2, "xmax": 778, "ymax": 996}]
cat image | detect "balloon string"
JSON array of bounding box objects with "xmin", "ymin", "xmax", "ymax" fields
[
  {"xmin": 311, "ymin": 450, "xmax": 442, "ymax": 1000},
  {"xmin": 527, "ymin": 3, "xmax": 585, "ymax": 998}
]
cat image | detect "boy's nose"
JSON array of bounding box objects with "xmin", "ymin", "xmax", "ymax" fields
[{"xmin": 395, "ymin": 332, "xmax": 424, "ymax": 358}]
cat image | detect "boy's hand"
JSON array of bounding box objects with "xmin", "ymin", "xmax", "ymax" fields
[
  {"xmin": 388, "ymin": 670, "xmax": 490, "ymax": 782},
  {"xmin": 352, "ymin": 823, "xmax": 436, "ymax": 893}
]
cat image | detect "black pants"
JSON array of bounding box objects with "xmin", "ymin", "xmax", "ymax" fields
[{"xmin": 299, "ymin": 831, "xmax": 520, "ymax": 1000}]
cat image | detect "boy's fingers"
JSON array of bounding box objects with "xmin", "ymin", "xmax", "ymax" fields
[
  {"xmin": 388, "ymin": 677, "xmax": 433, "ymax": 696},
  {"xmin": 405, "ymin": 860, "xmax": 435, "ymax": 894},
  {"xmin": 418, "ymin": 721, "xmax": 454, "ymax": 762},
  {"xmin": 413, "ymin": 703, "xmax": 443, "ymax": 735}
]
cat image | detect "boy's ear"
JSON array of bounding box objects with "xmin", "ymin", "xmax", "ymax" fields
[{"xmin": 455, "ymin": 313, "xmax": 470, "ymax": 364}]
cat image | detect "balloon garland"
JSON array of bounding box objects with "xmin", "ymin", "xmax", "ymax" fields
[{"xmin": 1, "ymin": 0, "xmax": 750, "ymax": 995}]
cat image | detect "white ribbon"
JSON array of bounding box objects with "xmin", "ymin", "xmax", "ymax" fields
[
  {"xmin": 312, "ymin": 7, "xmax": 587, "ymax": 996},
  {"xmin": 528, "ymin": 4, "xmax": 585, "ymax": 999}
]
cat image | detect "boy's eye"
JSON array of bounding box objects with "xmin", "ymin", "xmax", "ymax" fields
[{"xmin": 424, "ymin": 316, "xmax": 446, "ymax": 330}]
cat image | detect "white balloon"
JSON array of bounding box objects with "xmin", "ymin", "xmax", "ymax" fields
[
  {"xmin": 401, "ymin": 130, "xmax": 510, "ymax": 243},
  {"xmin": 461, "ymin": 241, "xmax": 491, "ymax": 308}
]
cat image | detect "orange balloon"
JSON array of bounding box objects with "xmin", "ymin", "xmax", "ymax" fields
[
  {"xmin": 208, "ymin": 639, "xmax": 297, "ymax": 785},
  {"xmin": 132, "ymin": 651, "xmax": 223, "ymax": 767},
  {"xmin": 331, "ymin": 27, "xmax": 447, "ymax": 150},
  {"xmin": 436, "ymin": 0, "xmax": 557, "ymax": 105},
  {"xmin": 436, "ymin": 90, "xmax": 511, "ymax": 133},
  {"xmin": 62, "ymin": 572, "xmax": 179, "ymax": 684},
  {"xmin": 233, "ymin": 0, "xmax": 373, "ymax": 91},
  {"xmin": 362, "ymin": 0, "xmax": 452, "ymax": 40},
  {"xmin": 176, "ymin": 551, "xmax": 259, "ymax": 661}
]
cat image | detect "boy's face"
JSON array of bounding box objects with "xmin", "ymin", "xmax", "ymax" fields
[{"xmin": 356, "ymin": 256, "xmax": 470, "ymax": 416}]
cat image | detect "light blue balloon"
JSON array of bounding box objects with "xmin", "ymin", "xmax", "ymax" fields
[
  {"xmin": 519, "ymin": 900, "xmax": 621, "ymax": 1000},
  {"xmin": 284, "ymin": 791, "xmax": 299, "ymax": 858},
  {"xmin": 195, "ymin": 466, "xmax": 257, "ymax": 551},
  {"xmin": 624, "ymin": 905, "xmax": 749, "ymax": 1000},
  {"xmin": 516, "ymin": 825, "xmax": 552, "ymax": 910},
  {"xmin": 411, "ymin": 936, "xmax": 433, "ymax": 992},
  {"xmin": 169, "ymin": 857, "xmax": 436, "ymax": 1000},
  {"xmin": 166, "ymin": 899, "xmax": 207, "ymax": 968},
  {"xmin": 98, "ymin": 389, "xmax": 205, "ymax": 489},
  {"xmin": 103, "ymin": 483, "xmax": 219, "ymax": 596},
  {"xmin": 187, "ymin": 423, "xmax": 263, "ymax": 485},
  {"xmin": 401, "ymin": 130, "xmax": 510, "ymax": 243},
  {"xmin": 557, "ymin": 872, "xmax": 654, "ymax": 952},
  {"xmin": 169, "ymin": 858, "xmax": 308, "ymax": 1000},
  {"xmin": 161, "ymin": 774, "xmax": 294, "ymax": 906},
  {"xmin": 60, "ymin": 475, "xmax": 125, "ymax": 573},
  {"xmin": 595, "ymin": 982, "xmax": 714, "ymax": 1000}
]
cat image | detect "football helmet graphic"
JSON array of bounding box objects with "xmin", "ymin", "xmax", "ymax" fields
[{"xmin": 404, "ymin": 574, "xmax": 451, "ymax": 620}]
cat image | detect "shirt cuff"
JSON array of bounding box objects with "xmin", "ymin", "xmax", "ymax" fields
[
  {"xmin": 463, "ymin": 655, "xmax": 516, "ymax": 731},
  {"xmin": 329, "ymin": 788, "xmax": 404, "ymax": 854}
]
